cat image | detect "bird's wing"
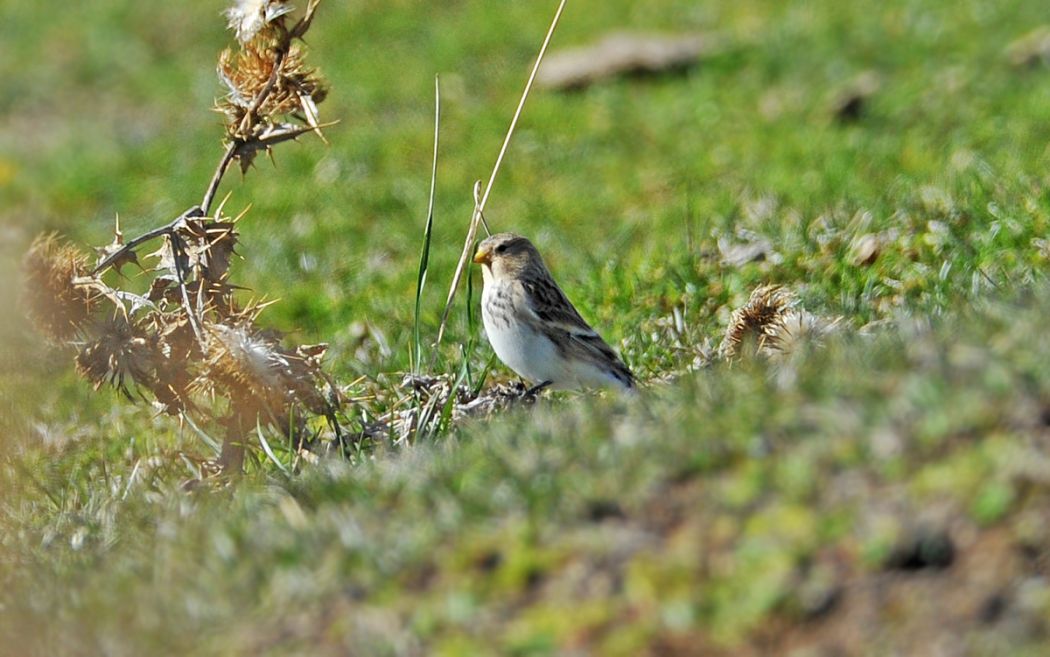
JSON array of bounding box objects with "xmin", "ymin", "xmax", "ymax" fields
[
  {"xmin": 521, "ymin": 276, "xmax": 635, "ymax": 387},
  {"xmin": 521, "ymin": 275, "xmax": 599, "ymax": 338}
]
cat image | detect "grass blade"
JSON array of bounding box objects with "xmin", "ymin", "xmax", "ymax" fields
[
  {"xmin": 181, "ymin": 412, "xmax": 222, "ymax": 456},
  {"xmin": 413, "ymin": 76, "xmax": 441, "ymax": 373},
  {"xmin": 256, "ymin": 417, "xmax": 289, "ymax": 475}
]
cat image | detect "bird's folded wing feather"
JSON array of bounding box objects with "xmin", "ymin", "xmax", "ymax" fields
[
  {"xmin": 521, "ymin": 276, "xmax": 635, "ymax": 387},
  {"xmin": 522, "ymin": 276, "xmax": 599, "ymax": 337},
  {"xmin": 521, "ymin": 277, "xmax": 624, "ymax": 361}
]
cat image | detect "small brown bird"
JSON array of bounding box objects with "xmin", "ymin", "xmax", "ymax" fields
[{"xmin": 473, "ymin": 233, "xmax": 635, "ymax": 392}]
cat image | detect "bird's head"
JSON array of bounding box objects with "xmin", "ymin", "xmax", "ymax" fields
[{"xmin": 473, "ymin": 232, "xmax": 545, "ymax": 280}]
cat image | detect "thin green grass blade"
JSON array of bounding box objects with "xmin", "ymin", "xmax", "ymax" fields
[
  {"xmin": 181, "ymin": 412, "xmax": 222, "ymax": 455},
  {"xmin": 438, "ymin": 347, "xmax": 472, "ymax": 437},
  {"xmin": 413, "ymin": 76, "xmax": 441, "ymax": 373},
  {"xmin": 256, "ymin": 417, "xmax": 289, "ymax": 475}
]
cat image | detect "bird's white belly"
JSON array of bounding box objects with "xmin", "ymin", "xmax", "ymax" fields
[
  {"xmin": 485, "ymin": 314, "xmax": 564, "ymax": 384},
  {"xmin": 482, "ymin": 289, "xmax": 565, "ymax": 385}
]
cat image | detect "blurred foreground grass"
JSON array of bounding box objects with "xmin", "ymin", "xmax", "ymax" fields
[
  {"xmin": 5, "ymin": 299, "xmax": 1050, "ymax": 655},
  {"xmin": 3, "ymin": 0, "xmax": 1050, "ymax": 654}
]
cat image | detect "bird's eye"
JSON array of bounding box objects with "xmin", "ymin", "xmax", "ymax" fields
[{"xmin": 495, "ymin": 243, "xmax": 508, "ymax": 254}]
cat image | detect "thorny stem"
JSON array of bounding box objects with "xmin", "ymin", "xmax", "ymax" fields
[
  {"xmin": 201, "ymin": 143, "xmax": 239, "ymax": 217},
  {"xmin": 90, "ymin": 206, "xmax": 203, "ymax": 276},
  {"xmin": 201, "ymin": 48, "xmax": 289, "ymax": 215},
  {"xmin": 169, "ymin": 232, "xmax": 207, "ymax": 347},
  {"xmin": 97, "ymin": 44, "xmax": 294, "ymax": 278}
]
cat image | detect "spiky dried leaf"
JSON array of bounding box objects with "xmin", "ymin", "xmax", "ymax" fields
[
  {"xmin": 93, "ymin": 215, "xmax": 140, "ymax": 275},
  {"xmin": 230, "ymin": 122, "xmax": 320, "ymax": 173},
  {"xmin": 147, "ymin": 276, "xmax": 178, "ymax": 303},
  {"xmin": 176, "ymin": 218, "xmax": 240, "ymax": 284},
  {"xmin": 23, "ymin": 234, "xmax": 100, "ymax": 341},
  {"xmin": 147, "ymin": 238, "xmax": 184, "ymax": 279}
]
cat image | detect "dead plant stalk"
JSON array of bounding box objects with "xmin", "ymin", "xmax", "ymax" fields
[
  {"xmin": 24, "ymin": 0, "xmax": 340, "ymax": 475},
  {"xmin": 435, "ymin": 0, "xmax": 569, "ymax": 348}
]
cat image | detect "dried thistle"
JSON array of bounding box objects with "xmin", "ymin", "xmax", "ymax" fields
[
  {"xmin": 225, "ymin": 0, "xmax": 295, "ymax": 44},
  {"xmin": 196, "ymin": 321, "xmax": 330, "ymax": 420},
  {"xmin": 765, "ymin": 309, "xmax": 841, "ymax": 360},
  {"xmin": 197, "ymin": 323, "xmax": 280, "ymax": 406},
  {"xmin": 76, "ymin": 316, "xmax": 157, "ymax": 399},
  {"xmin": 218, "ymin": 42, "xmax": 328, "ymax": 138},
  {"xmin": 720, "ymin": 285, "xmax": 839, "ymax": 361},
  {"xmin": 22, "ymin": 234, "xmax": 99, "ymax": 341},
  {"xmin": 719, "ymin": 285, "xmax": 796, "ymax": 360},
  {"xmin": 23, "ymin": 0, "xmax": 338, "ymax": 474}
]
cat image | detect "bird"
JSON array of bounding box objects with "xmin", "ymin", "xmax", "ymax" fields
[{"xmin": 473, "ymin": 232, "xmax": 635, "ymax": 393}]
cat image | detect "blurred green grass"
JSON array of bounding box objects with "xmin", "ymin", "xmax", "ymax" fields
[
  {"xmin": 3, "ymin": 0, "xmax": 1050, "ymax": 654},
  {"xmin": 6, "ymin": 299, "xmax": 1050, "ymax": 655}
]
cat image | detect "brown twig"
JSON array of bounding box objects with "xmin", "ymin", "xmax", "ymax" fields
[
  {"xmin": 91, "ymin": 206, "xmax": 203, "ymax": 276},
  {"xmin": 201, "ymin": 144, "xmax": 239, "ymax": 217},
  {"xmin": 169, "ymin": 232, "xmax": 207, "ymax": 347},
  {"xmin": 203, "ymin": 47, "xmax": 288, "ymax": 215}
]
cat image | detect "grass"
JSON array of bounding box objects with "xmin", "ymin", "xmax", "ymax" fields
[{"xmin": 3, "ymin": 0, "xmax": 1050, "ymax": 654}]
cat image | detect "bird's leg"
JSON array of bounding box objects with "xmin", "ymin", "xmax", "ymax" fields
[{"xmin": 524, "ymin": 380, "xmax": 553, "ymax": 397}]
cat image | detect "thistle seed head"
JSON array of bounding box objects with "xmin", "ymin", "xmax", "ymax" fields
[{"xmin": 23, "ymin": 234, "xmax": 99, "ymax": 341}]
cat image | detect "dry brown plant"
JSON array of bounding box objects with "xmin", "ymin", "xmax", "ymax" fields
[
  {"xmin": 22, "ymin": 0, "xmax": 340, "ymax": 474},
  {"xmin": 23, "ymin": 0, "xmax": 599, "ymax": 474},
  {"xmin": 720, "ymin": 285, "xmax": 840, "ymax": 361}
]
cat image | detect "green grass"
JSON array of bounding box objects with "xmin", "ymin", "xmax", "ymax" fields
[{"xmin": 3, "ymin": 0, "xmax": 1050, "ymax": 654}]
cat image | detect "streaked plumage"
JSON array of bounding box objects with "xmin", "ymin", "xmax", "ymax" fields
[{"xmin": 473, "ymin": 233, "xmax": 635, "ymax": 392}]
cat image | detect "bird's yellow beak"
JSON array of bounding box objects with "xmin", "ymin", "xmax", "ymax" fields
[{"xmin": 473, "ymin": 246, "xmax": 491, "ymax": 265}]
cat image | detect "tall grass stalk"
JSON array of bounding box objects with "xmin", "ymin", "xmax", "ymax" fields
[{"xmin": 435, "ymin": 0, "xmax": 569, "ymax": 347}]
